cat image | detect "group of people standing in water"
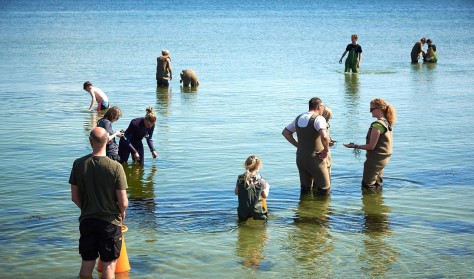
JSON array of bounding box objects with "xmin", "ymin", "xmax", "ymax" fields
[
  {"xmin": 71, "ymin": 43, "xmax": 401, "ymax": 276},
  {"xmin": 411, "ymin": 37, "xmax": 438, "ymax": 63},
  {"xmin": 238, "ymin": 96, "xmax": 396, "ymax": 222}
]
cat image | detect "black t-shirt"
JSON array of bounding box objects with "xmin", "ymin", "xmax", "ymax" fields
[{"xmin": 346, "ymin": 44, "xmax": 362, "ymax": 53}]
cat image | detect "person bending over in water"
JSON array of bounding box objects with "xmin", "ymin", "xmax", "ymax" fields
[
  {"xmin": 180, "ymin": 68, "xmax": 200, "ymax": 87},
  {"xmin": 344, "ymin": 98, "xmax": 396, "ymax": 190},
  {"xmin": 83, "ymin": 81, "xmax": 109, "ymax": 111},
  {"xmin": 118, "ymin": 107, "xmax": 158, "ymax": 164},
  {"xmin": 235, "ymin": 155, "xmax": 270, "ymax": 222},
  {"xmin": 411, "ymin": 37, "xmax": 426, "ymax": 63}
]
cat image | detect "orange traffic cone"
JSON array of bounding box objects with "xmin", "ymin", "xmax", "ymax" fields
[{"xmin": 97, "ymin": 225, "xmax": 131, "ymax": 274}]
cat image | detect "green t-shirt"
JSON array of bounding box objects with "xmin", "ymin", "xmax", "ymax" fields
[
  {"xmin": 371, "ymin": 122, "xmax": 387, "ymax": 133},
  {"xmin": 69, "ymin": 154, "xmax": 128, "ymax": 226}
]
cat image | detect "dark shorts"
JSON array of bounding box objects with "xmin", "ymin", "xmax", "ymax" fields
[
  {"xmin": 157, "ymin": 78, "xmax": 169, "ymax": 87},
  {"xmin": 79, "ymin": 218, "xmax": 122, "ymax": 262}
]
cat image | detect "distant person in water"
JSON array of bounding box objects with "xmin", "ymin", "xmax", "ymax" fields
[
  {"xmin": 118, "ymin": 107, "xmax": 158, "ymax": 164},
  {"xmin": 180, "ymin": 69, "xmax": 200, "ymax": 87},
  {"xmin": 83, "ymin": 81, "xmax": 109, "ymax": 111},
  {"xmin": 423, "ymin": 39, "xmax": 437, "ymax": 63},
  {"xmin": 156, "ymin": 49, "xmax": 173, "ymax": 87},
  {"xmin": 235, "ymin": 155, "xmax": 270, "ymax": 222},
  {"xmin": 411, "ymin": 37, "xmax": 426, "ymax": 63},
  {"xmin": 339, "ymin": 34, "xmax": 363, "ymax": 73}
]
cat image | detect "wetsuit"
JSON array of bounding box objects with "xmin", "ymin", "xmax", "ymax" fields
[{"xmin": 118, "ymin": 117, "xmax": 156, "ymax": 164}]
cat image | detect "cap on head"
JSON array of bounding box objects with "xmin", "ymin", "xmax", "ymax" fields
[{"xmin": 83, "ymin": 81, "xmax": 92, "ymax": 90}]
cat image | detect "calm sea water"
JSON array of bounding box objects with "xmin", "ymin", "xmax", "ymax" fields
[{"xmin": 1, "ymin": 0, "xmax": 473, "ymax": 278}]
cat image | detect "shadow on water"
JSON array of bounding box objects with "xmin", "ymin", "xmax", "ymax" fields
[
  {"xmin": 288, "ymin": 193, "xmax": 334, "ymax": 276},
  {"xmin": 235, "ymin": 220, "xmax": 271, "ymax": 271},
  {"xmin": 359, "ymin": 189, "xmax": 399, "ymax": 278}
]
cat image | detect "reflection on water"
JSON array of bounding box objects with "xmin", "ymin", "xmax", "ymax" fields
[
  {"xmin": 289, "ymin": 193, "xmax": 334, "ymax": 276},
  {"xmin": 359, "ymin": 189, "xmax": 399, "ymax": 277},
  {"xmin": 156, "ymin": 86, "xmax": 172, "ymax": 116},
  {"xmin": 123, "ymin": 163, "xmax": 158, "ymax": 231},
  {"xmin": 180, "ymin": 85, "xmax": 198, "ymax": 94},
  {"xmin": 83, "ymin": 110, "xmax": 104, "ymax": 136},
  {"xmin": 235, "ymin": 221, "xmax": 269, "ymax": 270},
  {"xmin": 344, "ymin": 73, "xmax": 360, "ymax": 97}
]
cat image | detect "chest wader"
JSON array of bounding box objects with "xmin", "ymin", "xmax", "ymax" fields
[
  {"xmin": 295, "ymin": 114, "xmax": 331, "ymax": 194},
  {"xmin": 362, "ymin": 119, "xmax": 393, "ymax": 189},
  {"xmin": 345, "ymin": 48, "xmax": 359, "ymax": 73},
  {"xmin": 237, "ymin": 174, "xmax": 267, "ymax": 222}
]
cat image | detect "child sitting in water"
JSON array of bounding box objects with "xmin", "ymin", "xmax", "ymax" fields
[{"xmin": 235, "ymin": 155, "xmax": 270, "ymax": 222}]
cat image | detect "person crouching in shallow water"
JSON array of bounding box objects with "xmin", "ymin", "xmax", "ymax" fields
[
  {"xmin": 344, "ymin": 98, "xmax": 396, "ymax": 190},
  {"xmin": 235, "ymin": 155, "xmax": 270, "ymax": 222},
  {"xmin": 118, "ymin": 107, "xmax": 158, "ymax": 165},
  {"xmin": 180, "ymin": 69, "xmax": 200, "ymax": 87},
  {"xmin": 97, "ymin": 106, "xmax": 124, "ymax": 161}
]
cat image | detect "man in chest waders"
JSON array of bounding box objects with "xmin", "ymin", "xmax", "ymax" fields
[
  {"xmin": 282, "ymin": 97, "xmax": 331, "ymax": 195},
  {"xmin": 339, "ymin": 34, "xmax": 363, "ymax": 73}
]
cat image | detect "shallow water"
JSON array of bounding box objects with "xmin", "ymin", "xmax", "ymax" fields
[{"xmin": 1, "ymin": 0, "xmax": 474, "ymax": 278}]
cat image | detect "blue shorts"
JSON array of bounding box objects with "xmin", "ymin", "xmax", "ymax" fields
[
  {"xmin": 97, "ymin": 101, "xmax": 109, "ymax": 111},
  {"xmin": 79, "ymin": 218, "xmax": 122, "ymax": 262}
]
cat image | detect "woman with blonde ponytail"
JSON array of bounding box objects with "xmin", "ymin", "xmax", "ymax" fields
[
  {"xmin": 118, "ymin": 107, "xmax": 158, "ymax": 164},
  {"xmin": 234, "ymin": 155, "xmax": 270, "ymax": 222},
  {"xmin": 344, "ymin": 98, "xmax": 396, "ymax": 189}
]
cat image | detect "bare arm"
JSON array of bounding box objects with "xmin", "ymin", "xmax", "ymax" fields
[
  {"xmin": 344, "ymin": 128, "xmax": 381, "ymax": 151},
  {"xmin": 167, "ymin": 58, "xmax": 173, "ymax": 80},
  {"xmin": 358, "ymin": 53, "xmax": 362, "ymax": 67},
  {"xmin": 339, "ymin": 50, "xmax": 348, "ymax": 63},
  {"xmin": 261, "ymin": 182, "xmax": 270, "ymax": 198},
  {"xmin": 282, "ymin": 128, "xmax": 298, "ymax": 148},
  {"xmin": 87, "ymin": 91, "xmax": 96, "ymax": 111},
  {"xmin": 71, "ymin": 184, "xmax": 82, "ymax": 209},
  {"xmin": 116, "ymin": 189, "xmax": 128, "ymax": 222},
  {"xmin": 318, "ymin": 129, "xmax": 330, "ymax": 159}
]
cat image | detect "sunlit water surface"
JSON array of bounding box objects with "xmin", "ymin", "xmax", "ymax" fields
[{"xmin": 0, "ymin": 0, "xmax": 473, "ymax": 278}]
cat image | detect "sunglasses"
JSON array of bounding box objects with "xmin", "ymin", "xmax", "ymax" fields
[{"xmin": 370, "ymin": 107, "xmax": 378, "ymax": 112}]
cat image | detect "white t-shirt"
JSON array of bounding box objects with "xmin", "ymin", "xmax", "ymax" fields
[{"xmin": 285, "ymin": 112, "xmax": 327, "ymax": 133}]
